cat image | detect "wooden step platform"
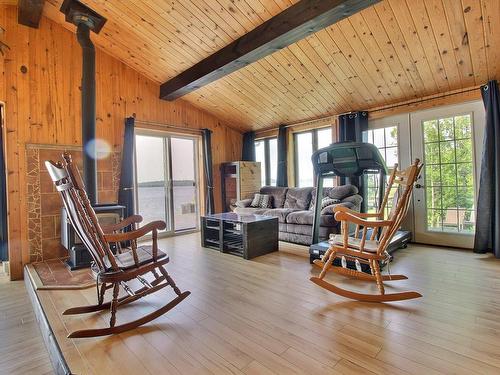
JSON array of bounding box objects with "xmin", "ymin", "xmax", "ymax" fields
[{"xmin": 23, "ymin": 233, "xmax": 500, "ymax": 375}]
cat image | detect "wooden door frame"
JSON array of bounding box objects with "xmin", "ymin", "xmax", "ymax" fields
[{"xmin": 0, "ymin": 102, "xmax": 9, "ymax": 262}]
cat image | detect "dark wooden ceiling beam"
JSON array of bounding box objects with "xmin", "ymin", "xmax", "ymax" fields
[
  {"xmin": 160, "ymin": 0, "xmax": 380, "ymax": 101},
  {"xmin": 18, "ymin": 0, "xmax": 45, "ymax": 28}
]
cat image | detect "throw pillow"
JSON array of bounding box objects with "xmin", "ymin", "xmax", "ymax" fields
[
  {"xmin": 321, "ymin": 197, "xmax": 340, "ymax": 209},
  {"xmin": 250, "ymin": 193, "xmax": 273, "ymax": 208},
  {"xmin": 310, "ymin": 196, "xmax": 340, "ymax": 211}
]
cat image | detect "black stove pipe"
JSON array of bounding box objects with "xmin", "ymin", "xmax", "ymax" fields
[{"xmin": 76, "ymin": 22, "xmax": 97, "ymax": 205}]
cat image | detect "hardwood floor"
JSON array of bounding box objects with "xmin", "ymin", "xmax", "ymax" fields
[
  {"xmin": 27, "ymin": 234, "xmax": 500, "ymax": 374},
  {"xmin": 0, "ymin": 267, "xmax": 54, "ymax": 375}
]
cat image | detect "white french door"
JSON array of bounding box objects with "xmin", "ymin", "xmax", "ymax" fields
[
  {"xmin": 410, "ymin": 101, "xmax": 485, "ymax": 248},
  {"xmin": 134, "ymin": 131, "xmax": 200, "ymax": 235}
]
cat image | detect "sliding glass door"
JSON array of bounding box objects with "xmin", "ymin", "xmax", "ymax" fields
[{"xmin": 135, "ymin": 131, "xmax": 199, "ymax": 235}]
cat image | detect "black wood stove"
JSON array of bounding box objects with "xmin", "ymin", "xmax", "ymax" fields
[{"xmin": 61, "ymin": 204, "xmax": 125, "ymax": 269}]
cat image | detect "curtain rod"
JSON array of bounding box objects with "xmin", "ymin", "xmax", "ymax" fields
[
  {"xmin": 134, "ymin": 118, "xmax": 245, "ymax": 134},
  {"xmin": 134, "ymin": 119, "xmax": 203, "ymax": 133},
  {"xmin": 256, "ymin": 85, "xmax": 481, "ymax": 134}
]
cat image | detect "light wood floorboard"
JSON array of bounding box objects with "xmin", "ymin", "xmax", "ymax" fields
[
  {"xmin": 22, "ymin": 235, "xmax": 500, "ymax": 374},
  {"xmin": 0, "ymin": 267, "xmax": 54, "ymax": 375}
]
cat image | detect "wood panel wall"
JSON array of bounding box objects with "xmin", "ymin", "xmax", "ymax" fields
[{"xmin": 0, "ymin": 6, "xmax": 242, "ymax": 280}]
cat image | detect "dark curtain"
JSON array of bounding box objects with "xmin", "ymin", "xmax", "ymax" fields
[
  {"xmin": 277, "ymin": 125, "xmax": 288, "ymax": 187},
  {"xmin": 118, "ymin": 117, "xmax": 136, "ymax": 219},
  {"xmin": 339, "ymin": 111, "xmax": 368, "ymax": 143},
  {"xmin": 242, "ymin": 131, "xmax": 256, "ymax": 161},
  {"xmin": 202, "ymin": 129, "xmax": 215, "ymax": 215},
  {"xmin": 338, "ymin": 111, "xmax": 368, "ymax": 211},
  {"xmin": 0, "ymin": 112, "xmax": 8, "ymax": 261},
  {"xmin": 474, "ymin": 80, "xmax": 500, "ymax": 257}
]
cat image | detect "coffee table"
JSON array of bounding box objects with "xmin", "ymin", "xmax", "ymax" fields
[{"xmin": 201, "ymin": 212, "xmax": 278, "ymax": 259}]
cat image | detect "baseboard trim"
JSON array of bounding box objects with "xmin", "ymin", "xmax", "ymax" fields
[{"xmin": 24, "ymin": 267, "xmax": 72, "ymax": 375}]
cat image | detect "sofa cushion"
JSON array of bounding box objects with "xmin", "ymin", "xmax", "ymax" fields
[
  {"xmin": 235, "ymin": 198, "xmax": 253, "ymax": 208},
  {"xmin": 262, "ymin": 208, "xmax": 300, "ymax": 223},
  {"xmin": 285, "ymin": 210, "xmax": 337, "ymax": 227},
  {"xmin": 283, "ymin": 223, "xmax": 336, "ymax": 237},
  {"xmin": 233, "ymin": 207, "xmax": 269, "ymax": 215},
  {"xmin": 260, "ymin": 186, "xmax": 288, "ymax": 208},
  {"xmin": 279, "ymin": 226, "xmax": 336, "ymax": 245},
  {"xmin": 284, "ymin": 188, "xmax": 313, "ymax": 210}
]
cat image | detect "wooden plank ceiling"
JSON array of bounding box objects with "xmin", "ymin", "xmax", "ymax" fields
[{"xmin": 40, "ymin": 0, "xmax": 500, "ymax": 130}]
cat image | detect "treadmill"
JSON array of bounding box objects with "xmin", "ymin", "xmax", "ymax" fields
[{"xmin": 308, "ymin": 142, "xmax": 412, "ymax": 269}]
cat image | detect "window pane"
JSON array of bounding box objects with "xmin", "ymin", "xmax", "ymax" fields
[
  {"xmin": 373, "ymin": 128, "xmax": 385, "ymax": 148},
  {"xmin": 362, "ymin": 125, "xmax": 399, "ymax": 216},
  {"xmin": 425, "ymin": 142, "xmax": 439, "ymax": 164},
  {"xmin": 385, "ymin": 126, "xmax": 398, "ymax": 147},
  {"xmin": 456, "ymin": 139, "xmax": 472, "ymax": 162},
  {"xmin": 296, "ymin": 132, "xmax": 313, "ymax": 187},
  {"xmin": 385, "ymin": 147, "xmax": 398, "ymax": 168},
  {"xmin": 269, "ymin": 138, "xmax": 278, "ymax": 186},
  {"xmin": 455, "ymin": 115, "xmax": 472, "ymax": 139},
  {"xmin": 317, "ymin": 128, "xmax": 332, "ymax": 149},
  {"xmin": 439, "ymin": 117, "xmax": 454, "ymax": 141},
  {"xmin": 423, "ymin": 120, "xmax": 439, "ymax": 142},
  {"xmin": 441, "ymin": 164, "xmax": 457, "ymax": 187},
  {"xmin": 457, "ymin": 163, "xmax": 473, "ymax": 186},
  {"xmin": 255, "ymin": 140, "xmax": 266, "ymax": 187}
]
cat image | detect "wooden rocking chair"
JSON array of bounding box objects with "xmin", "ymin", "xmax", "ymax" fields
[
  {"xmin": 45, "ymin": 153, "xmax": 190, "ymax": 338},
  {"xmin": 311, "ymin": 159, "xmax": 423, "ymax": 302}
]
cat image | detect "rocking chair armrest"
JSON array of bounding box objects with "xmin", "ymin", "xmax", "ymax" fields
[
  {"xmin": 101, "ymin": 215, "xmax": 144, "ymax": 232},
  {"xmin": 103, "ymin": 220, "xmax": 166, "ymax": 242},
  {"xmin": 333, "ymin": 206, "xmax": 381, "ymax": 218},
  {"xmin": 334, "ymin": 211, "xmax": 393, "ymax": 227}
]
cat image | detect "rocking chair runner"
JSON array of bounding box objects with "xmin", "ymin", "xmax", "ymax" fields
[
  {"xmin": 45, "ymin": 153, "xmax": 190, "ymax": 338},
  {"xmin": 311, "ymin": 159, "xmax": 423, "ymax": 302}
]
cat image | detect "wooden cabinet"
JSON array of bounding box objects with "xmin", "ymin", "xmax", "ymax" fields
[{"xmin": 220, "ymin": 162, "xmax": 261, "ymax": 212}]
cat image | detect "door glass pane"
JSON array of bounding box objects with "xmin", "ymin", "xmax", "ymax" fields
[
  {"xmin": 317, "ymin": 128, "xmax": 333, "ymax": 187},
  {"xmin": 362, "ymin": 125, "xmax": 399, "ymax": 215},
  {"xmin": 135, "ymin": 135, "xmax": 166, "ymax": 228},
  {"xmin": 269, "ymin": 138, "xmax": 278, "ymax": 186},
  {"xmin": 255, "ymin": 140, "xmax": 266, "ymax": 186},
  {"xmin": 317, "ymin": 128, "xmax": 332, "ymax": 149},
  {"xmin": 422, "ymin": 114, "xmax": 475, "ymax": 234},
  {"xmin": 296, "ymin": 132, "xmax": 313, "ymax": 187},
  {"xmin": 171, "ymin": 137, "xmax": 197, "ymax": 231}
]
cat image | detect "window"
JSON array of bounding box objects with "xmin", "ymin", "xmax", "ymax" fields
[
  {"xmin": 294, "ymin": 127, "xmax": 333, "ymax": 187},
  {"xmin": 362, "ymin": 126, "xmax": 399, "ymax": 214},
  {"xmin": 254, "ymin": 138, "xmax": 277, "ymax": 186},
  {"xmin": 422, "ymin": 114, "xmax": 475, "ymax": 233}
]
